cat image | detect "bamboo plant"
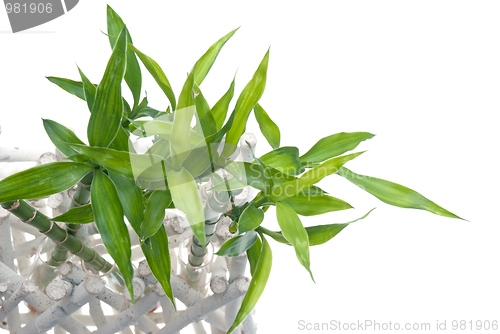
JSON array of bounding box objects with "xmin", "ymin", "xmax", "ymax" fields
[{"xmin": 0, "ymin": 6, "xmax": 463, "ymax": 333}]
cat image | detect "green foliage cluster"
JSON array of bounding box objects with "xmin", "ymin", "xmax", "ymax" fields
[{"xmin": 0, "ymin": 6, "xmax": 462, "ymax": 333}]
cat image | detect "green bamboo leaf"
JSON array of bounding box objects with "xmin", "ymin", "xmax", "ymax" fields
[
  {"xmin": 170, "ymin": 68, "xmax": 197, "ymax": 167},
  {"xmin": 223, "ymin": 49, "xmax": 270, "ymax": 157},
  {"xmin": 216, "ymin": 230, "xmax": 258, "ymax": 257},
  {"xmin": 42, "ymin": 119, "xmax": 86, "ymax": 158},
  {"xmin": 140, "ymin": 190, "xmax": 172, "ymax": 240},
  {"xmin": 194, "ymin": 27, "xmax": 238, "ymax": 86},
  {"xmin": 193, "ymin": 85, "xmax": 218, "ymax": 138},
  {"xmin": 205, "ymin": 108, "xmax": 236, "ymax": 145},
  {"xmin": 140, "ymin": 119, "xmax": 204, "ymax": 146},
  {"xmin": 300, "ymin": 132, "xmax": 375, "ymax": 164},
  {"xmin": 167, "ymin": 168, "xmax": 205, "ymax": 246},
  {"xmin": 134, "ymin": 159, "xmax": 175, "ymax": 184},
  {"xmin": 271, "ymin": 152, "xmax": 364, "ymax": 201},
  {"xmin": 108, "ymin": 126, "xmax": 132, "ymax": 152},
  {"xmin": 181, "ymin": 146, "xmax": 213, "ymax": 178},
  {"xmin": 66, "ymin": 154, "xmax": 95, "ymax": 165},
  {"xmin": 254, "ymin": 103, "xmax": 280, "ymax": 149},
  {"xmin": 307, "ymin": 208, "xmax": 375, "ymax": 245},
  {"xmin": 133, "ymin": 106, "xmax": 162, "ymax": 119},
  {"xmin": 238, "ymin": 205, "xmax": 265, "ymax": 233},
  {"xmin": 209, "ymin": 177, "xmax": 247, "ymax": 191},
  {"xmin": 226, "ymin": 162, "xmax": 326, "ymax": 195},
  {"xmin": 282, "ymin": 194, "xmax": 353, "ymax": 216},
  {"xmin": 46, "ymin": 77, "xmax": 85, "ymax": 100},
  {"xmin": 0, "ymin": 162, "xmax": 93, "ymax": 203},
  {"xmin": 108, "ymin": 171, "xmax": 144, "ymax": 234},
  {"xmin": 246, "ymin": 143, "xmax": 274, "ymax": 196},
  {"xmin": 145, "ymin": 137, "xmax": 170, "ymax": 158},
  {"xmin": 129, "ymin": 95, "xmax": 149, "ymax": 119},
  {"xmin": 87, "ymin": 26, "xmax": 127, "ymax": 147},
  {"xmin": 141, "ymin": 225, "xmax": 174, "ymax": 306},
  {"xmin": 91, "ymin": 170, "xmax": 134, "ymax": 301},
  {"xmin": 259, "ymin": 208, "xmax": 375, "ymax": 246},
  {"xmin": 259, "ymin": 146, "xmax": 304, "ymax": 176},
  {"xmin": 127, "ymin": 43, "xmax": 176, "ymax": 110},
  {"xmin": 224, "ymin": 161, "xmax": 271, "ymax": 190},
  {"xmin": 177, "ymin": 66, "xmax": 196, "ymax": 110},
  {"xmin": 53, "ymin": 204, "xmax": 94, "ymax": 224},
  {"xmin": 246, "ymin": 235, "xmax": 262, "ymax": 277},
  {"xmin": 107, "ymin": 5, "xmax": 142, "ymax": 109},
  {"xmin": 211, "ymin": 75, "xmax": 236, "ymax": 130},
  {"xmin": 123, "ymin": 98, "xmax": 132, "ymax": 118},
  {"xmin": 276, "ymin": 202, "xmax": 313, "ymax": 281},
  {"xmin": 228, "ymin": 233, "xmax": 272, "ymax": 334},
  {"xmin": 338, "ymin": 167, "xmax": 464, "ymax": 219},
  {"xmin": 270, "ymin": 167, "xmax": 326, "ymax": 195},
  {"xmin": 70, "ymin": 144, "xmax": 165, "ymax": 180},
  {"xmin": 138, "ymin": 119, "xmax": 203, "ymax": 147},
  {"xmin": 77, "ymin": 67, "xmax": 97, "ymax": 112}
]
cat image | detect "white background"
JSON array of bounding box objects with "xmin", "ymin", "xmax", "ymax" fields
[{"xmin": 1, "ymin": 1, "xmax": 499, "ymax": 333}]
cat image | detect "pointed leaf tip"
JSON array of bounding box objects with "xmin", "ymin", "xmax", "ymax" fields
[{"xmin": 338, "ymin": 167, "xmax": 464, "ymax": 220}]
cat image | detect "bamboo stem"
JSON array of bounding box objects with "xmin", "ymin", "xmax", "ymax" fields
[
  {"xmin": 192, "ymin": 321, "xmax": 208, "ymax": 334},
  {"xmin": 157, "ymin": 277, "xmax": 249, "ymax": 334},
  {"xmin": 139, "ymin": 262, "xmax": 230, "ymax": 332},
  {"xmin": 210, "ymin": 325, "xmax": 226, "ymax": 334},
  {"xmin": 0, "ymin": 261, "xmax": 90, "ymax": 333},
  {"xmin": 1, "ymin": 200, "xmax": 115, "ymax": 274},
  {"xmin": 18, "ymin": 276, "xmax": 105, "ymax": 334},
  {"xmin": 47, "ymin": 171, "xmax": 93, "ymax": 267},
  {"xmin": 225, "ymin": 255, "xmax": 247, "ymax": 334},
  {"xmin": 46, "ymin": 278, "xmax": 72, "ymax": 301},
  {"xmin": 242, "ymin": 311, "xmax": 257, "ymax": 334},
  {"xmin": 0, "ymin": 214, "xmax": 22, "ymax": 333},
  {"xmin": 88, "ymin": 298, "xmax": 107, "ymax": 328},
  {"xmin": 0, "ymin": 147, "xmax": 54, "ymax": 162},
  {"xmin": 210, "ymin": 256, "xmax": 228, "ymax": 294},
  {"xmin": 61, "ymin": 261, "xmax": 164, "ymax": 333},
  {"xmin": 0, "ymin": 280, "xmax": 37, "ymax": 322},
  {"xmin": 0, "ymin": 283, "xmax": 8, "ymax": 299},
  {"xmin": 60, "ymin": 262, "xmax": 126, "ymax": 312},
  {"xmin": 91, "ymin": 284, "xmax": 163, "ymax": 334}
]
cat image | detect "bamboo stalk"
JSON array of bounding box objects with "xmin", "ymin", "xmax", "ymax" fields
[
  {"xmin": 157, "ymin": 277, "xmax": 250, "ymax": 334},
  {"xmin": 0, "ymin": 283, "xmax": 8, "ymax": 299},
  {"xmin": 60, "ymin": 262, "xmax": 126, "ymax": 312},
  {"xmin": 46, "ymin": 278, "xmax": 72, "ymax": 301},
  {"xmin": 192, "ymin": 321, "xmax": 208, "ymax": 334},
  {"xmin": 18, "ymin": 276, "xmax": 105, "ymax": 334},
  {"xmin": 225, "ymin": 255, "xmax": 247, "ymax": 334},
  {"xmin": 0, "ymin": 147, "xmax": 53, "ymax": 162},
  {"xmin": 88, "ymin": 298, "xmax": 107, "ymax": 328},
  {"xmin": 242, "ymin": 312, "xmax": 257, "ymax": 334},
  {"xmin": 91, "ymin": 284, "xmax": 163, "ymax": 334},
  {"xmin": 0, "ymin": 261, "xmax": 90, "ymax": 333},
  {"xmin": 210, "ymin": 256, "xmax": 228, "ymax": 294},
  {"xmin": 0, "ymin": 280, "xmax": 37, "ymax": 322},
  {"xmin": 0, "ymin": 214, "xmax": 22, "ymax": 333},
  {"xmin": 60, "ymin": 261, "xmax": 165, "ymax": 333},
  {"xmin": 13, "ymin": 234, "xmax": 44, "ymax": 258},
  {"xmin": 139, "ymin": 261, "xmax": 228, "ymax": 332},
  {"xmin": 47, "ymin": 171, "xmax": 93, "ymax": 267},
  {"xmin": 1, "ymin": 200, "xmax": 115, "ymax": 275},
  {"xmin": 210, "ymin": 325, "xmax": 226, "ymax": 334},
  {"xmin": 11, "ymin": 226, "xmax": 37, "ymax": 277}
]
